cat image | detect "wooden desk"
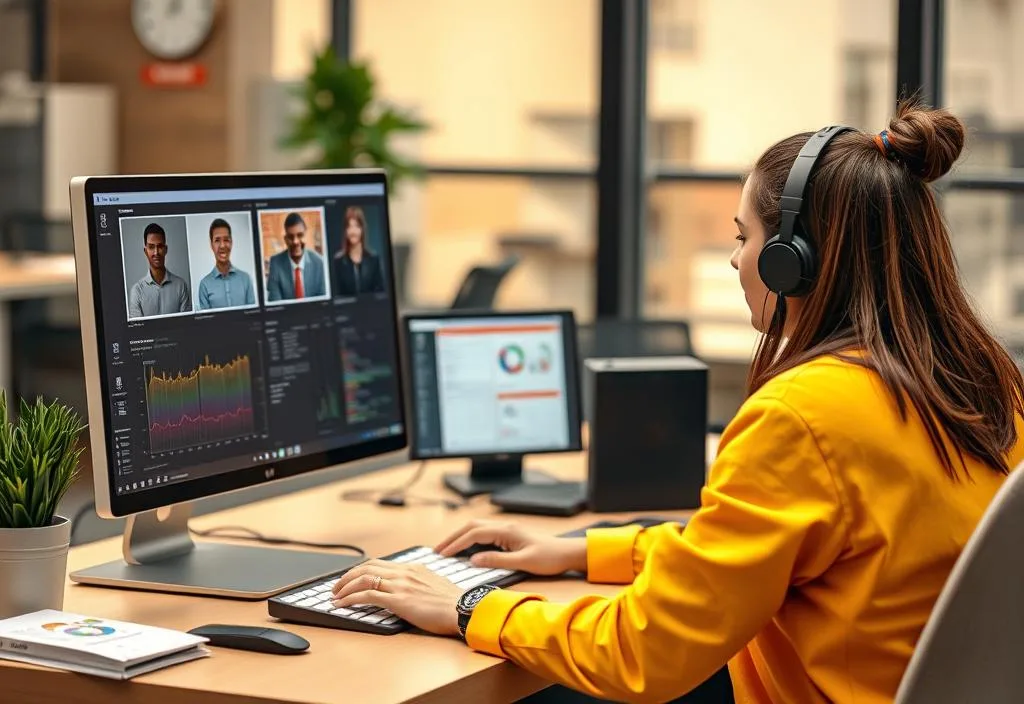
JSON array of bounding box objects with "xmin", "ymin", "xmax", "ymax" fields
[
  {"xmin": 0, "ymin": 252, "xmax": 78, "ymax": 399},
  {"xmin": 4, "ymin": 446, "xmax": 706, "ymax": 704}
]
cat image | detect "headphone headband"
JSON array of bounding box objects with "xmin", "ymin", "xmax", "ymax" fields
[
  {"xmin": 777, "ymin": 125, "xmax": 853, "ymax": 245},
  {"xmin": 757, "ymin": 124, "xmax": 853, "ymax": 297}
]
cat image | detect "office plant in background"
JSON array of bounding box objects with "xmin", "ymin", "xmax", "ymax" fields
[
  {"xmin": 281, "ymin": 46, "xmax": 428, "ymax": 192},
  {"xmin": 0, "ymin": 391, "xmax": 85, "ymax": 617}
]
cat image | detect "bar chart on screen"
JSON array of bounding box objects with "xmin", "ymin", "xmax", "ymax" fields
[{"xmin": 144, "ymin": 348, "xmax": 266, "ymax": 455}]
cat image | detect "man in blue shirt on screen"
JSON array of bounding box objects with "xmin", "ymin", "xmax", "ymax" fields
[{"xmin": 197, "ymin": 218, "xmax": 256, "ymax": 311}]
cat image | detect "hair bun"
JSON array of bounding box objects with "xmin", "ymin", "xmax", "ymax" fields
[{"xmin": 883, "ymin": 101, "xmax": 966, "ymax": 182}]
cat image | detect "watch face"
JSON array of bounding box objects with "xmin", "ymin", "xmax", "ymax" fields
[{"xmin": 460, "ymin": 585, "xmax": 494, "ymax": 611}]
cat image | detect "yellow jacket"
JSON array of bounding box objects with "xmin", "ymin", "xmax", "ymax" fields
[{"xmin": 466, "ymin": 354, "xmax": 1023, "ymax": 703}]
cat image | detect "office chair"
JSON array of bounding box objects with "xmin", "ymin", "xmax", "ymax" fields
[
  {"xmin": 894, "ymin": 458, "xmax": 1024, "ymax": 703},
  {"xmin": 449, "ymin": 254, "xmax": 520, "ymax": 310},
  {"xmin": 1, "ymin": 212, "xmax": 85, "ymax": 412}
]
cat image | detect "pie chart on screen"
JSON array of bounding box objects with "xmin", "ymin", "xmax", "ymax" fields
[{"xmin": 498, "ymin": 344, "xmax": 525, "ymax": 374}]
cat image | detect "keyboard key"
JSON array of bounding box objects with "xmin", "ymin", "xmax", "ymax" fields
[
  {"xmin": 360, "ymin": 612, "xmax": 389, "ymax": 624},
  {"xmin": 331, "ymin": 607, "xmax": 355, "ymax": 616},
  {"xmin": 380, "ymin": 615, "xmax": 401, "ymax": 625},
  {"xmin": 312, "ymin": 602, "xmax": 334, "ymax": 611},
  {"xmin": 279, "ymin": 594, "xmax": 302, "ymax": 604},
  {"xmin": 296, "ymin": 597, "xmax": 321, "ymax": 608},
  {"xmin": 455, "ymin": 571, "xmax": 504, "ymax": 590},
  {"xmin": 435, "ymin": 564, "xmax": 468, "ymax": 578},
  {"xmin": 390, "ymin": 548, "xmax": 431, "ymax": 563}
]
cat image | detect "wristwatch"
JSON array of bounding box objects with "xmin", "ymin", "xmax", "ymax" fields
[{"xmin": 456, "ymin": 584, "xmax": 500, "ymax": 640}]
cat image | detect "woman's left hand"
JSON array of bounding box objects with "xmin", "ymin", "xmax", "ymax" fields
[{"xmin": 330, "ymin": 560, "xmax": 466, "ymax": 637}]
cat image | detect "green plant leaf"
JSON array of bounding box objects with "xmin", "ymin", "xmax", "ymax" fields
[
  {"xmin": 280, "ymin": 45, "xmax": 429, "ymax": 194},
  {"xmin": 0, "ymin": 394, "xmax": 84, "ymax": 528}
]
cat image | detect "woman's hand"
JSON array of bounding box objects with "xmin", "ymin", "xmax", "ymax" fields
[
  {"xmin": 330, "ymin": 560, "xmax": 464, "ymax": 636},
  {"xmin": 435, "ymin": 519, "xmax": 587, "ymax": 576}
]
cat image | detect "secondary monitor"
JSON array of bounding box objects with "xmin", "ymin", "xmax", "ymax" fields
[
  {"xmin": 403, "ymin": 309, "xmax": 583, "ymax": 497},
  {"xmin": 69, "ymin": 169, "xmax": 407, "ymax": 598}
]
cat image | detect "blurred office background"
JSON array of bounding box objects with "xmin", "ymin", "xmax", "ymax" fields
[{"xmin": 1, "ymin": 0, "xmax": 1022, "ymax": 518}]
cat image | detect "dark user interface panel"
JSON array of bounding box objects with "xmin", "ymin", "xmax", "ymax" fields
[{"xmin": 90, "ymin": 182, "xmax": 404, "ymax": 497}]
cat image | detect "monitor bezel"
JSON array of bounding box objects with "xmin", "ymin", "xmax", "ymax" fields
[
  {"xmin": 70, "ymin": 169, "xmax": 408, "ymax": 519},
  {"xmin": 401, "ymin": 308, "xmax": 584, "ymax": 462}
]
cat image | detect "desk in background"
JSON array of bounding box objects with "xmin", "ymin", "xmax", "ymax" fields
[
  {"xmin": 3, "ymin": 438, "xmax": 718, "ymax": 704},
  {"xmin": 0, "ymin": 252, "xmax": 77, "ymax": 401}
]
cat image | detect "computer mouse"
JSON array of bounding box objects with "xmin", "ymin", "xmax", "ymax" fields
[{"xmin": 187, "ymin": 624, "xmax": 310, "ymax": 655}]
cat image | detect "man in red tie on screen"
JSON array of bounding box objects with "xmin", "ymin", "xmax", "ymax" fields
[{"xmin": 266, "ymin": 212, "xmax": 327, "ymax": 302}]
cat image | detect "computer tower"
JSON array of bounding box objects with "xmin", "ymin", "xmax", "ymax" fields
[{"xmin": 585, "ymin": 356, "xmax": 708, "ymax": 512}]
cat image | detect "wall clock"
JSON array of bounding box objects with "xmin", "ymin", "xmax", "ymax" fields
[{"xmin": 132, "ymin": 0, "xmax": 216, "ymax": 61}]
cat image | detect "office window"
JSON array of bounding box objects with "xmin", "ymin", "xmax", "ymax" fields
[
  {"xmin": 650, "ymin": 0, "xmax": 698, "ymax": 57},
  {"xmin": 844, "ymin": 47, "xmax": 892, "ymax": 130},
  {"xmin": 944, "ymin": 0, "xmax": 1024, "ymax": 352},
  {"xmin": 649, "ymin": 119, "xmax": 695, "ymax": 168},
  {"xmin": 643, "ymin": 0, "xmax": 897, "ymax": 360},
  {"xmin": 943, "ymin": 191, "xmax": 1024, "ymax": 348},
  {"xmin": 353, "ymin": 0, "xmax": 598, "ymax": 318}
]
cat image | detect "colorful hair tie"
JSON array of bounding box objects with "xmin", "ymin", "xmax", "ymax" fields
[{"xmin": 874, "ymin": 130, "xmax": 896, "ymax": 159}]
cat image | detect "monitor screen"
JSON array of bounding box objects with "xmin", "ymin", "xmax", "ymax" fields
[
  {"xmin": 72, "ymin": 171, "xmax": 407, "ymax": 517},
  {"xmin": 404, "ymin": 310, "xmax": 582, "ymax": 459}
]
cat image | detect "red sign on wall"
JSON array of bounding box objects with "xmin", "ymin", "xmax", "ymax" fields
[{"xmin": 141, "ymin": 63, "xmax": 207, "ymax": 88}]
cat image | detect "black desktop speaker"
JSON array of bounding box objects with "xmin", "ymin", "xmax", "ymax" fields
[{"xmin": 585, "ymin": 356, "xmax": 708, "ymax": 512}]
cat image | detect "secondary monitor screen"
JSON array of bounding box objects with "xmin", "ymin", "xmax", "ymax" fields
[
  {"xmin": 405, "ymin": 311, "xmax": 582, "ymax": 459},
  {"xmin": 76, "ymin": 172, "xmax": 407, "ymax": 516}
]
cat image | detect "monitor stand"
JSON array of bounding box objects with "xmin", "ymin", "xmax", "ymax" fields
[
  {"xmin": 69, "ymin": 502, "xmax": 360, "ymax": 599},
  {"xmin": 443, "ymin": 456, "xmax": 559, "ymax": 498}
]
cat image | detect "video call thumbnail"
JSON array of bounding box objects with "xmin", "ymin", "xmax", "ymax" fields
[
  {"xmin": 331, "ymin": 205, "xmax": 387, "ymax": 298},
  {"xmin": 121, "ymin": 215, "xmax": 194, "ymax": 321},
  {"xmin": 257, "ymin": 207, "xmax": 332, "ymax": 305},
  {"xmin": 186, "ymin": 212, "xmax": 259, "ymax": 314}
]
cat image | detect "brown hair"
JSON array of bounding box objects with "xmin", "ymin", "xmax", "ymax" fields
[
  {"xmin": 747, "ymin": 100, "xmax": 1024, "ymax": 477},
  {"xmin": 341, "ymin": 206, "xmax": 372, "ymax": 256}
]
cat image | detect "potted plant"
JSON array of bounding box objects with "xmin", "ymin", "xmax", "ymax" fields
[
  {"xmin": 280, "ymin": 45, "xmax": 429, "ymax": 193},
  {"xmin": 0, "ymin": 391, "xmax": 85, "ymax": 618}
]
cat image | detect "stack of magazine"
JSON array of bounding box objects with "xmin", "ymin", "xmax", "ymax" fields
[{"xmin": 0, "ymin": 610, "xmax": 210, "ymax": 679}]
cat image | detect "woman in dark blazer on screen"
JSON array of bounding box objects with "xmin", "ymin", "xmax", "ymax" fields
[{"xmin": 333, "ymin": 206, "xmax": 385, "ymax": 296}]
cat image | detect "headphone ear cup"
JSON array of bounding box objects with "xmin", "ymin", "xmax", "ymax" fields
[{"xmin": 757, "ymin": 233, "xmax": 817, "ymax": 297}]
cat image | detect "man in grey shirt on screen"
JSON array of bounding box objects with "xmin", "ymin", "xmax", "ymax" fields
[{"xmin": 128, "ymin": 223, "xmax": 191, "ymax": 318}]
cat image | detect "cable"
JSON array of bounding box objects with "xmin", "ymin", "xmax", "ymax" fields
[
  {"xmin": 68, "ymin": 500, "xmax": 364, "ymax": 555},
  {"xmin": 340, "ymin": 460, "xmax": 466, "ymax": 510},
  {"xmin": 188, "ymin": 525, "xmax": 365, "ymax": 555}
]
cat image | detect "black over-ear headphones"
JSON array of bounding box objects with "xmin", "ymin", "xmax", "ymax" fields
[{"xmin": 757, "ymin": 125, "xmax": 853, "ymax": 297}]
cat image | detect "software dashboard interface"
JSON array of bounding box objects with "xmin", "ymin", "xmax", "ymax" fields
[
  {"xmin": 408, "ymin": 314, "xmax": 576, "ymax": 457},
  {"xmin": 88, "ymin": 180, "xmax": 404, "ymax": 498}
]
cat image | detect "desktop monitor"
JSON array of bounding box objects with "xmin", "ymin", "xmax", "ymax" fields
[
  {"xmin": 403, "ymin": 309, "xmax": 583, "ymax": 497},
  {"xmin": 68, "ymin": 169, "xmax": 407, "ymax": 598}
]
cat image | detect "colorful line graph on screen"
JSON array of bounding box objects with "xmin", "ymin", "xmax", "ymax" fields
[{"xmin": 146, "ymin": 354, "xmax": 255, "ymax": 454}]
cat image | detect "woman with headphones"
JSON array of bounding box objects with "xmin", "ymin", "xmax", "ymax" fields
[{"xmin": 332, "ymin": 102, "xmax": 1024, "ymax": 703}]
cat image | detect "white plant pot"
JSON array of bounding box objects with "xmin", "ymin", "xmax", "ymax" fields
[{"xmin": 0, "ymin": 516, "xmax": 71, "ymax": 619}]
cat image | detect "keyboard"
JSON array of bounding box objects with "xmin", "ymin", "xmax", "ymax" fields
[{"xmin": 267, "ymin": 545, "xmax": 528, "ymax": 635}]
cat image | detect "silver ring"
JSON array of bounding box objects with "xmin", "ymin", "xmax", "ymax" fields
[{"xmin": 371, "ymin": 575, "xmax": 382, "ymax": 592}]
